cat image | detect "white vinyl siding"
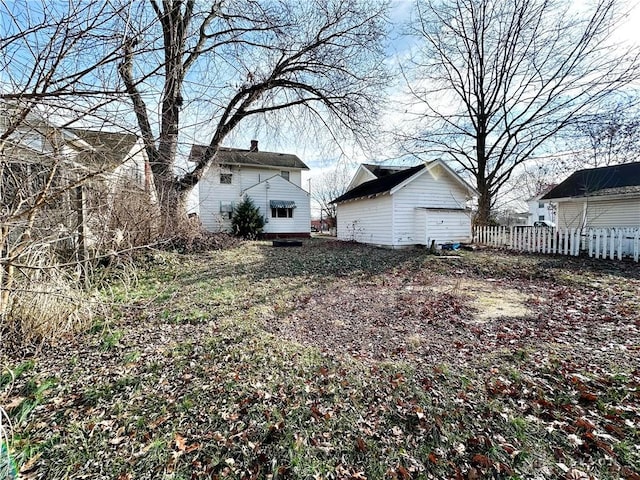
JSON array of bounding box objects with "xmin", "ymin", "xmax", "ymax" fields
[
  {"xmin": 199, "ymin": 164, "xmax": 308, "ymax": 233},
  {"xmin": 199, "ymin": 164, "xmax": 242, "ymax": 231},
  {"xmin": 336, "ymin": 195, "xmax": 393, "ymax": 245},
  {"xmin": 346, "ymin": 168, "xmax": 377, "ymax": 190},
  {"xmin": 557, "ymin": 197, "xmax": 640, "ymax": 229},
  {"xmin": 585, "ymin": 198, "xmax": 640, "ymax": 227},
  {"xmin": 243, "ymin": 174, "xmax": 310, "ymax": 235},
  {"xmin": 556, "ymin": 201, "xmax": 584, "ymax": 229},
  {"xmin": 527, "ymin": 199, "xmax": 555, "ymax": 226},
  {"xmin": 392, "ymin": 165, "xmax": 471, "ymax": 246},
  {"xmin": 226, "ymin": 166, "xmax": 302, "ymax": 191}
]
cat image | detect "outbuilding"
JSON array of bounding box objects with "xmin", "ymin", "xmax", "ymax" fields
[
  {"xmin": 332, "ymin": 161, "xmax": 477, "ymax": 248},
  {"xmin": 541, "ymin": 161, "xmax": 640, "ymax": 229}
]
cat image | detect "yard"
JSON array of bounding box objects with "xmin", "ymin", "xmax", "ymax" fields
[{"xmin": 2, "ymin": 238, "xmax": 639, "ymax": 479}]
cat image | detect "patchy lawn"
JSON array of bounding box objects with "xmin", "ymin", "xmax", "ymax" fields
[{"xmin": 1, "ymin": 238, "xmax": 639, "ymax": 480}]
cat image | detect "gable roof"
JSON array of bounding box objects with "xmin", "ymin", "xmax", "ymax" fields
[
  {"xmin": 189, "ymin": 144, "xmax": 308, "ymax": 170},
  {"xmin": 541, "ymin": 162, "xmax": 640, "ymax": 200},
  {"xmin": 242, "ymin": 173, "xmax": 309, "ymax": 195},
  {"xmin": 332, "ymin": 164, "xmax": 426, "ymax": 203}
]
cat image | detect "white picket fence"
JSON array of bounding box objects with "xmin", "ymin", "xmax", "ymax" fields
[{"xmin": 473, "ymin": 226, "xmax": 640, "ymax": 262}]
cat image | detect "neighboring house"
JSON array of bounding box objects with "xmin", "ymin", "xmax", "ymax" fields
[
  {"xmin": 332, "ymin": 161, "xmax": 477, "ymax": 248},
  {"xmin": 541, "ymin": 162, "xmax": 640, "ymax": 229},
  {"xmin": 526, "ymin": 184, "xmax": 557, "ymax": 226},
  {"xmin": 1, "ymin": 102, "xmax": 156, "ymax": 252},
  {"xmin": 192, "ymin": 140, "xmax": 311, "ymax": 238},
  {"xmin": 68, "ymin": 128, "xmax": 155, "ymax": 200}
]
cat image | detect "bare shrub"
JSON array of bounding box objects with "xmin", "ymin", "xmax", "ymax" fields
[
  {"xmin": 164, "ymin": 215, "xmax": 242, "ymax": 253},
  {"xmin": 0, "ymin": 244, "xmax": 99, "ymax": 349}
]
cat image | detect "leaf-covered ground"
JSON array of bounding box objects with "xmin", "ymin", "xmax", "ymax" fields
[{"xmin": 2, "ymin": 238, "xmax": 639, "ymax": 479}]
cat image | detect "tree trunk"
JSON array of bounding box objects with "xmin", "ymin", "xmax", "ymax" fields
[
  {"xmin": 476, "ymin": 188, "xmax": 492, "ymax": 226},
  {"xmin": 475, "ymin": 122, "xmax": 492, "ymax": 226},
  {"xmin": 154, "ymin": 174, "xmax": 190, "ymax": 237}
]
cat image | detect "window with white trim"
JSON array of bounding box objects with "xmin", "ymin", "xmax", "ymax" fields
[{"xmin": 271, "ymin": 207, "xmax": 293, "ymax": 218}]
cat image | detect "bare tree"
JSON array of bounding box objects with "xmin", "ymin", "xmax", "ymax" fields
[
  {"xmin": 118, "ymin": 0, "xmax": 388, "ymax": 233},
  {"xmin": 566, "ymin": 99, "xmax": 640, "ymax": 169},
  {"xmin": 404, "ymin": 0, "xmax": 640, "ymax": 224},
  {"xmin": 311, "ymin": 161, "xmax": 354, "ymax": 230},
  {"xmin": 0, "ymin": 1, "xmax": 156, "ymax": 339}
]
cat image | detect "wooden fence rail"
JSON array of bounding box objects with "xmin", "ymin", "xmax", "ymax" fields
[{"xmin": 473, "ymin": 226, "xmax": 640, "ymax": 262}]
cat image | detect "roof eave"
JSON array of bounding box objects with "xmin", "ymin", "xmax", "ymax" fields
[
  {"xmin": 333, "ymin": 191, "xmax": 391, "ymax": 204},
  {"xmin": 545, "ymin": 191, "xmax": 640, "ymax": 202}
]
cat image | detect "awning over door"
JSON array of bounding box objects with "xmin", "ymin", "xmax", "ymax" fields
[{"xmin": 270, "ymin": 200, "xmax": 297, "ymax": 209}]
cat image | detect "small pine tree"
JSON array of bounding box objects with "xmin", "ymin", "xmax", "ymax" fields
[{"xmin": 231, "ymin": 196, "xmax": 265, "ymax": 239}]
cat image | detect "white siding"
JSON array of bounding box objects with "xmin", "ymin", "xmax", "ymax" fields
[
  {"xmin": 288, "ymin": 170, "xmax": 302, "ymax": 187},
  {"xmin": 346, "ymin": 167, "xmax": 377, "ymax": 190},
  {"xmin": 392, "ymin": 164, "xmax": 471, "ymax": 246},
  {"xmin": 198, "ymin": 164, "xmax": 307, "ymax": 232},
  {"xmin": 556, "ymin": 201, "xmax": 584, "ymax": 230},
  {"xmin": 198, "ymin": 163, "xmax": 242, "ymax": 232},
  {"xmin": 244, "ymin": 175, "xmax": 310, "ymax": 235},
  {"xmin": 557, "ymin": 197, "xmax": 640, "ymax": 229},
  {"xmin": 585, "ymin": 198, "xmax": 640, "ymax": 227},
  {"xmin": 336, "ymin": 195, "xmax": 393, "ymax": 245},
  {"xmin": 527, "ymin": 198, "xmax": 555, "ymax": 226}
]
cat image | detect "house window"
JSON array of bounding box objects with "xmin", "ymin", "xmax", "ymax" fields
[
  {"xmin": 538, "ymin": 201, "xmax": 545, "ymax": 208},
  {"xmin": 538, "ymin": 215, "xmax": 545, "ymax": 221},
  {"xmin": 269, "ymin": 200, "xmax": 295, "ymax": 218},
  {"xmin": 220, "ymin": 173, "xmax": 232, "ymax": 184},
  {"xmin": 280, "ymin": 171, "xmax": 290, "ymax": 181},
  {"xmin": 271, "ymin": 207, "xmax": 293, "ymax": 218},
  {"xmin": 220, "ymin": 202, "xmax": 234, "ymax": 220}
]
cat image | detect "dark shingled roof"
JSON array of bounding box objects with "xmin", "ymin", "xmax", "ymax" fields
[
  {"xmin": 332, "ymin": 164, "xmax": 425, "ymax": 204},
  {"xmin": 68, "ymin": 128, "xmax": 139, "ymax": 170},
  {"xmin": 541, "ymin": 162, "xmax": 640, "ymax": 200},
  {"xmin": 362, "ymin": 164, "xmax": 409, "ymax": 178},
  {"xmin": 188, "ymin": 144, "xmax": 308, "ymax": 170}
]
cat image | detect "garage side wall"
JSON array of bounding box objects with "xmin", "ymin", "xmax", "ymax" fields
[
  {"xmin": 336, "ymin": 195, "xmax": 393, "ymax": 246},
  {"xmin": 557, "ymin": 197, "xmax": 640, "ymax": 229}
]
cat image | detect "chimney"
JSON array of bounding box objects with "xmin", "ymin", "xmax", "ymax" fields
[{"xmin": 250, "ymin": 139, "xmax": 258, "ymax": 152}]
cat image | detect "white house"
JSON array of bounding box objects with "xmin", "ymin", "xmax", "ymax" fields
[
  {"xmin": 1, "ymin": 102, "xmax": 156, "ymax": 253},
  {"xmin": 68, "ymin": 128, "xmax": 155, "ymax": 198},
  {"xmin": 526, "ymin": 184, "xmax": 557, "ymax": 226},
  {"xmin": 541, "ymin": 162, "xmax": 640, "ymax": 229},
  {"xmin": 192, "ymin": 141, "xmax": 311, "ymax": 237},
  {"xmin": 332, "ymin": 161, "xmax": 477, "ymax": 248}
]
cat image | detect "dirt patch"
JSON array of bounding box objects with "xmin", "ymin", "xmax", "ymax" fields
[
  {"xmin": 267, "ymin": 273, "xmax": 545, "ymax": 368},
  {"xmin": 432, "ymin": 278, "xmax": 533, "ymax": 322}
]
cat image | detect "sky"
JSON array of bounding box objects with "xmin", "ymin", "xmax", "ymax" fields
[
  {"xmin": 3, "ymin": 0, "xmax": 640, "ymax": 217},
  {"xmin": 294, "ymin": 0, "xmax": 640, "ymax": 217}
]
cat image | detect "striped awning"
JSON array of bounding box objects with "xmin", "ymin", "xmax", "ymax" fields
[{"xmin": 270, "ymin": 200, "xmax": 296, "ymax": 209}]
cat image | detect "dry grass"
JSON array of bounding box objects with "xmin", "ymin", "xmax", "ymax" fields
[
  {"xmin": 3, "ymin": 278, "xmax": 96, "ymax": 348},
  {"xmin": 1, "ymin": 239, "xmax": 639, "ymax": 479}
]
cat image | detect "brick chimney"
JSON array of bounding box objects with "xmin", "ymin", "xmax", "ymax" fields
[{"xmin": 250, "ymin": 139, "xmax": 258, "ymax": 152}]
